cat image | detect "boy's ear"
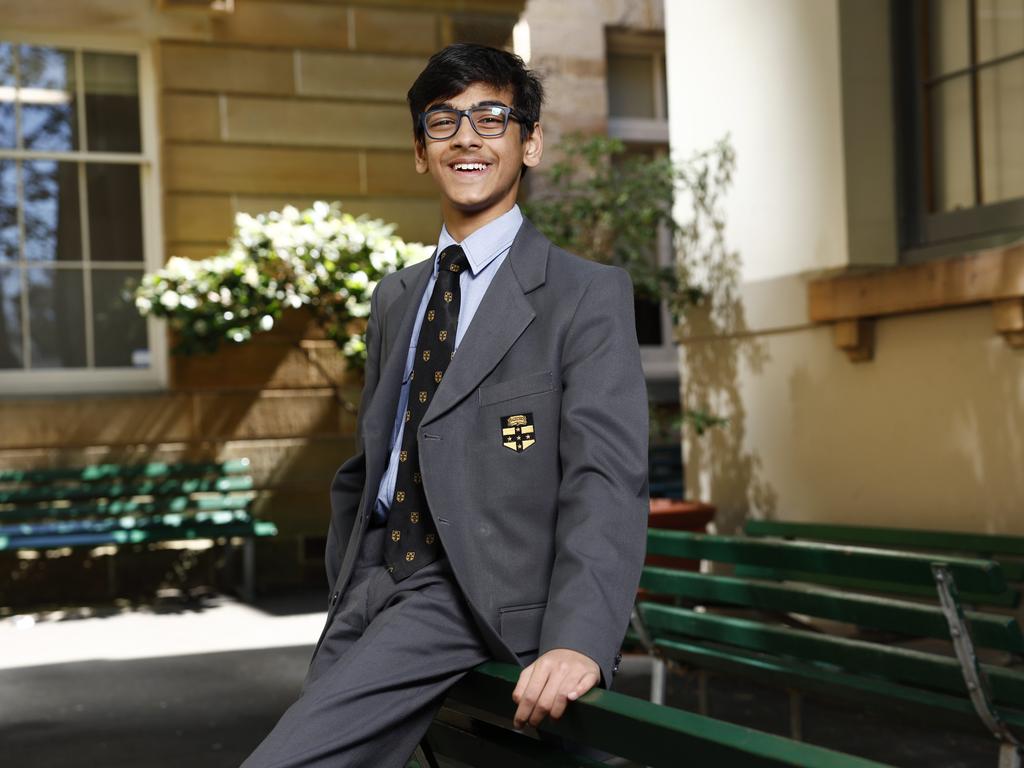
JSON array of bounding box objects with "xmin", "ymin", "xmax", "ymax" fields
[
  {"xmin": 414, "ymin": 139, "xmax": 429, "ymax": 175},
  {"xmin": 522, "ymin": 122, "xmax": 543, "ymax": 169}
]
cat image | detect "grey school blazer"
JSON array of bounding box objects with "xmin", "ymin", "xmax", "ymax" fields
[{"xmin": 321, "ymin": 216, "xmax": 649, "ymax": 688}]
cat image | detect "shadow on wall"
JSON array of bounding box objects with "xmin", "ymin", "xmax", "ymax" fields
[
  {"xmin": 681, "ymin": 294, "xmax": 777, "ymax": 534},
  {"xmin": 782, "ymin": 306, "xmax": 1024, "ymax": 534}
]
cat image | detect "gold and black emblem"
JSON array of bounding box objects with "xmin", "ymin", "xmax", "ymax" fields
[{"xmin": 501, "ymin": 412, "xmax": 536, "ymax": 452}]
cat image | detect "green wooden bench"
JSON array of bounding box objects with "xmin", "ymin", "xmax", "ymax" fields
[
  {"xmin": 631, "ymin": 529, "xmax": 1024, "ymax": 766},
  {"xmin": 0, "ymin": 458, "xmax": 276, "ymax": 602},
  {"xmin": 404, "ymin": 661, "xmax": 893, "ymax": 767},
  {"xmin": 745, "ymin": 519, "xmax": 1024, "ymax": 584}
]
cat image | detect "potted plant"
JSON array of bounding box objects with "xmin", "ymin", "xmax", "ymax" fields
[{"xmin": 133, "ymin": 201, "xmax": 433, "ymax": 377}]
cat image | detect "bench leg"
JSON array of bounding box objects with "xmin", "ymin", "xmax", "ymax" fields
[
  {"xmin": 999, "ymin": 744, "xmax": 1023, "ymax": 768},
  {"xmin": 697, "ymin": 669, "xmax": 710, "ymax": 716},
  {"xmin": 788, "ymin": 689, "xmax": 803, "ymax": 741},
  {"xmin": 106, "ymin": 554, "xmax": 118, "ymax": 598},
  {"xmin": 649, "ymin": 657, "xmax": 666, "ymax": 704},
  {"xmin": 241, "ymin": 538, "xmax": 255, "ymax": 604}
]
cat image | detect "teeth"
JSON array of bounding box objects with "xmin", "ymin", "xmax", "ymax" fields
[{"xmin": 454, "ymin": 163, "xmax": 488, "ymax": 171}]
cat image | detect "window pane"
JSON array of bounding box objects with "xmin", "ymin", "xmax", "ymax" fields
[
  {"xmin": 87, "ymin": 163, "xmax": 142, "ymax": 263},
  {"xmin": 26, "ymin": 266, "xmax": 85, "ymax": 368},
  {"xmin": 635, "ymin": 296, "xmax": 663, "ymax": 346},
  {"xmin": 0, "ymin": 159, "xmax": 16, "ymax": 261},
  {"xmin": 607, "ymin": 53, "xmax": 656, "ymax": 118},
  {"xmin": 929, "ymin": 76, "xmax": 975, "ymax": 210},
  {"xmin": 0, "ymin": 266, "xmax": 22, "ymax": 368},
  {"xmin": 84, "ymin": 52, "xmax": 140, "ymax": 153},
  {"xmin": 0, "ymin": 43, "xmax": 14, "ymax": 148},
  {"xmin": 18, "ymin": 45, "xmax": 78, "ymax": 152},
  {"xmin": 979, "ymin": 58, "xmax": 1024, "ymax": 203},
  {"xmin": 977, "ymin": 0, "xmax": 1024, "ymax": 63},
  {"xmin": 929, "ymin": 0, "xmax": 970, "ymax": 77},
  {"xmin": 23, "ymin": 159, "xmax": 81, "ymax": 262},
  {"xmin": 92, "ymin": 269, "xmax": 147, "ymax": 367}
]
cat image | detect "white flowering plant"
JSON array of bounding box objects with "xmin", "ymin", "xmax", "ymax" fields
[{"xmin": 135, "ymin": 202, "xmax": 432, "ymax": 366}]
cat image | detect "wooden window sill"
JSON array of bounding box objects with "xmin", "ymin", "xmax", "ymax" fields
[{"xmin": 807, "ymin": 241, "xmax": 1024, "ymax": 361}]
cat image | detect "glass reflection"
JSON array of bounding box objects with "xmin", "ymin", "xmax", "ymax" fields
[
  {"xmin": 93, "ymin": 269, "xmax": 147, "ymax": 367},
  {"xmin": 0, "ymin": 43, "xmax": 14, "ymax": 149},
  {"xmin": 87, "ymin": 163, "xmax": 142, "ymax": 262},
  {"xmin": 0, "ymin": 159, "xmax": 16, "ymax": 261},
  {"xmin": 930, "ymin": 76, "xmax": 975, "ymax": 211},
  {"xmin": 18, "ymin": 45, "xmax": 78, "ymax": 152},
  {"xmin": 84, "ymin": 52, "xmax": 141, "ymax": 153},
  {"xmin": 26, "ymin": 266, "xmax": 85, "ymax": 368},
  {"xmin": 979, "ymin": 59, "xmax": 1024, "ymax": 204},
  {"xmin": 23, "ymin": 159, "xmax": 81, "ymax": 261},
  {"xmin": 0, "ymin": 267, "xmax": 22, "ymax": 368}
]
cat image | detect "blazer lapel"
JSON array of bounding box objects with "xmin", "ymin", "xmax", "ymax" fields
[
  {"xmin": 361, "ymin": 256, "xmax": 434, "ymax": 464},
  {"xmin": 421, "ymin": 218, "xmax": 549, "ymax": 427}
]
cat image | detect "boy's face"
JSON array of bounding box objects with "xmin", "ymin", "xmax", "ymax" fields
[{"xmin": 414, "ymin": 83, "xmax": 543, "ymax": 228}]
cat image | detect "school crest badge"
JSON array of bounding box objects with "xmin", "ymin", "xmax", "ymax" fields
[{"xmin": 501, "ymin": 413, "xmax": 535, "ymax": 453}]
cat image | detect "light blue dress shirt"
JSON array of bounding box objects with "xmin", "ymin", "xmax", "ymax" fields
[{"xmin": 371, "ymin": 204, "xmax": 524, "ymax": 524}]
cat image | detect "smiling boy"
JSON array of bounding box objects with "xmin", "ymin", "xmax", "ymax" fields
[{"xmin": 243, "ymin": 43, "xmax": 648, "ymax": 768}]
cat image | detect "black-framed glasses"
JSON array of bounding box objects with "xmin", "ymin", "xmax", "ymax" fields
[{"xmin": 420, "ymin": 105, "xmax": 523, "ymax": 140}]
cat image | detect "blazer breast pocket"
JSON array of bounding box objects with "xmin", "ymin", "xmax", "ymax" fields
[{"xmin": 478, "ymin": 371, "xmax": 554, "ymax": 407}]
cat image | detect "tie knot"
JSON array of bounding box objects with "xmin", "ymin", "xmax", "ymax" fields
[{"xmin": 438, "ymin": 245, "xmax": 470, "ymax": 276}]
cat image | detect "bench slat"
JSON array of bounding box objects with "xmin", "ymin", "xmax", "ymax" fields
[
  {"xmin": 0, "ymin": 509, "xmax": 257, "ymax": 538},
  {"xmin": 0, "ymin": 520, "xmax": 277, "ymax": 550},
  {"xmin": 639, "ymin": 602, "xmax": 1024, "ymax": 707},
  {"xmin": 448, "ymin": 663, "xmax": 893, "ymax": 767},
  {"xmin": 0, "ymin": 475, "xmax": 253, "ymax": 505},
  {"xmin": 0, "ymin": 493, "xmax": 252, "ymax": 522},
  {"xmin": 733, "ymin": 565, "xmax": 1021, "ymax": 608},
  {"xmin": 647, "ymin": 530, "xmax": 1007, "ymax": 595},
  {"xmin": 0, "ymin": 459, "xmax": 251, "ymax": 484},
  {"xmin": 746, "ymin": 520, "xmax": 1024, "ymax": 559},
  {"xmin": 640, "ymin": 566, "xmax": 1024, "ymax": 653},
  {"xmin": 651, "ymin": 637, "xmax": 1024, "ymax": 731}
]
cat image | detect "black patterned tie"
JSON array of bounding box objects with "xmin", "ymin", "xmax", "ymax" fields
[{"xmin": 384, "ymin": 244, "xmax": 469, "ymax": 581}]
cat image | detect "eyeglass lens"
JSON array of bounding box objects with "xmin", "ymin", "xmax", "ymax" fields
[{"xmin": 424, "ymin": 107, "xmax": 509, "ymax": 139}]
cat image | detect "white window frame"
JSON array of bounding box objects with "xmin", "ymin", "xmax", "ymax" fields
[
  {"xmin": 0, "ymin": 32, "xmax": 166, "ymax": 396},
  {"xmin": 605, "ymin": 31, "xmax": 677, "ymax": 380}
]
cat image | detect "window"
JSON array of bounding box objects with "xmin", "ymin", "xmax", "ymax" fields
[
  {"xmin": 895, "ymin": 0, "xmax": 1024, "ymax": 252},
  {"xmin": 0, "ymin": 38, "xmax": 164, "ymax": 394},
  {"xmin": 605, "ymin": 28, "xmax": 676, "ymax": 379}
]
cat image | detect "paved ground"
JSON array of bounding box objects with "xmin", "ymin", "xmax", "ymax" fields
[{"xmin": 0, "ymin": 589, "xmax": 1001, "ymax": 767}]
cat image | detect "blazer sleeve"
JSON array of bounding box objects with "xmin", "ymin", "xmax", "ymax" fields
[
  {"xmin": 325, "ymin": 283, "xmax": 384, "ymax": 589},
  {"xmin": 537, "ymin": 266, "xmax": 650, "ymax": 688}
]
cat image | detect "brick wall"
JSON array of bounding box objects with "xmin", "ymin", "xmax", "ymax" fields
[{"xmin": 0, "ymin": 0, "xmax": 523, "ymax": 597}]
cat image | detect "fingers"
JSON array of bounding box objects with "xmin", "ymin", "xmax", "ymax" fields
[
  {"xmin": 513, "ymin": 663, "xmax": 549, "ymax": 729},
  {"xmin": 531, "ymin": 664, "xmax": 571, "ymax": 726},
  {"xmin": 511, "ymin": 663, "xmax": 533, "ymax": 706},
  {"xmin": 566, "ymin": 669, "xmax": 600, "ymax": 702}
]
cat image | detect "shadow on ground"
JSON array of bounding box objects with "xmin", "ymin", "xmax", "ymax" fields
[{"xmin": 0, "ymin": 593, "xmax": 1002, "ymax": 768}]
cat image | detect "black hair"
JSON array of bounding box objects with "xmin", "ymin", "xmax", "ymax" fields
[{"xmin": 407, "ymin": 43, "xmax": 544, "ymax": 150}]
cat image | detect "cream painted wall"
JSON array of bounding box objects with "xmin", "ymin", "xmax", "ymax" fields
[
  {"xmin": 684, "ymin": 305, "xmax": 1024, "ymax": 535},
  {"xmin": 666, "ymin": 0, "xmax": 1024, "ymax": 533},
  {"xmin": 665, "ymin": 0, "xmax": 849, "ymax": 282}
]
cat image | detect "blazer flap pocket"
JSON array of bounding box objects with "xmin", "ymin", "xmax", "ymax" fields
[
  {"xmin": 498, "ymin": 602, "xmax": 546, "ymax": 654},
  {"xmin": 479, "ymin": 371, "xmax": 553, "ymax": 407}
]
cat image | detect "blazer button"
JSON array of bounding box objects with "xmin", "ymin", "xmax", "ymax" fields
[
  {"xmin": 330, "ymin": 591, "xmax": 339, "ymax": 607},
  {"xmin": 612, "ymin": 651, "xmax": 622, "ymax": 675}
]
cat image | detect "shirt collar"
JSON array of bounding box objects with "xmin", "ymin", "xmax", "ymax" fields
[{"xmin": 434, "ymin": 204, "xmax": 523, "ymax": 277}]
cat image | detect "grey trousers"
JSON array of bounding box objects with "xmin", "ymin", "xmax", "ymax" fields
[{"xmin": 241, "ymin": 525, "xmax": 492, "ymax": 768}]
